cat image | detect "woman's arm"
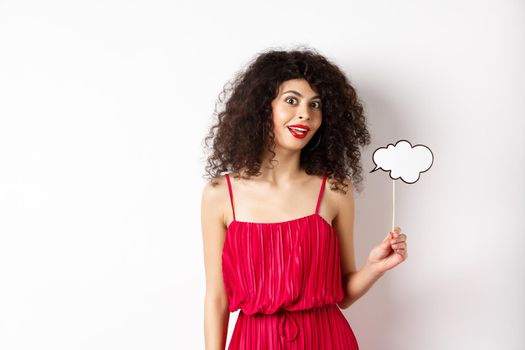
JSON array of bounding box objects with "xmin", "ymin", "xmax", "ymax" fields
[
  {"xmin": 337, "ymin": 261, "xmax": 384, "ymax": 309},
  {"xmin": 332, "ymin": 179, "xmax": 384, "ymax": 310},
  {"xmin": 334, "ymin": 179, "xmax": 408, "ymax": 310},
  {"xmin": 201, "ymin": 179, "xmax": 230, "ymax": 350}
]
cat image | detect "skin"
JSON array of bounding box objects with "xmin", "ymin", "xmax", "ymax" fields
[{"xmin": 202, "ymin": 78, "xmax": 408, "ymax": 349}]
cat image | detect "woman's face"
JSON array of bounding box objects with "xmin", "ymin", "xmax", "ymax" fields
[{"xmin": 270, "ymin": 78, "xmax": 323, "ymax": 151}]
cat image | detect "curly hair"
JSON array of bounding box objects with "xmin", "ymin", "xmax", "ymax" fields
[{"xmin": 202, "ymin": 46, "xmax": 371, "ymax": 194}]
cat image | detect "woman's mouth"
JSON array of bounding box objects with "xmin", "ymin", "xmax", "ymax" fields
[{"xmin": 287, "ymin": 126, "xmax": 309, "ymax": 139}]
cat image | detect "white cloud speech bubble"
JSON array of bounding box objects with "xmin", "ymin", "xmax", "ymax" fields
[{"xmin": 370, "ymin": 140, "xmax": 433, "ymax": 184}]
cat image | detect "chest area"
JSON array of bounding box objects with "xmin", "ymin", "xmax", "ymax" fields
[{"xmin": 222, "ymin": 215, "xmax": 340, "ymax": 267}]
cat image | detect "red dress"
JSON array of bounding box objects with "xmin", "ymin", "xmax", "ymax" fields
[{"xmin": 222, "ymin": 170, "xmax": 359, "ymax": 349}]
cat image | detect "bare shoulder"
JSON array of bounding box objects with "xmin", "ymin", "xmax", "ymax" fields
[
  {"xmin": 328, "ymin": 175, "xmax": 357, "ymax": 279},
  {"xmin": 201, "ymin": 175, "xmax": 230, "ymax": 307},
  {"xmin": 324, "ymin": 175, "xmax": 354, "ymax": 221},
  {"xmin": 201, "ymin": 174, "xmax": 227, "ymax": 196},
  {"xmin": 201, "ymin": 174, "xmax": 229, "ymax": 229}
]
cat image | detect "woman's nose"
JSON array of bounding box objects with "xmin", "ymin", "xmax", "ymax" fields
[{"xmin": 297, "ymin": 111, "xmax": 311, "ymax": 120}]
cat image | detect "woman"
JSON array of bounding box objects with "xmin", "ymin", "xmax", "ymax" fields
[{"xmin": 201, "ymin": 47, "xmax": 408, "ymax": 349}]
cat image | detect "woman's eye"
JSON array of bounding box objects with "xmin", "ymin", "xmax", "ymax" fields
[{"xmin": 285, "ymin": 97, "xmax": 321, "ymax": 109}]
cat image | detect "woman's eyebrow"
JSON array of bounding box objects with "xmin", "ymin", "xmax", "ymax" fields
[{"xmin": 282, "ymin": 90, "xmax": 321, "ymax": 100}]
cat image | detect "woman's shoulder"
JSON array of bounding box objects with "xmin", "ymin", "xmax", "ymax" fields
[
  {"xmin": 202, "ymin": 173, "xmax": 230, "ymax": 199},
  {"xmin": 201, "ymin": 174, "xmax": 231, "ymax": 228},
  {"xmin": 324, "ymin": 173, "xmax": 354, "ymax": 213}
]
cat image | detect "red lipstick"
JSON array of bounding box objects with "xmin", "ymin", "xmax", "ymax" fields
[{"xmin": 287, "ymin": 124, "xmax": 310, "ymax": 139}]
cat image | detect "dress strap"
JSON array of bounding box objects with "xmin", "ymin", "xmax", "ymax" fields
[
  {"xmin": 315, "ymin": 170, "xmax": 328, "ymax": 215},
  {"xmin": 225, "ymin": 173, "xmax": 236, "ymax": 221}
]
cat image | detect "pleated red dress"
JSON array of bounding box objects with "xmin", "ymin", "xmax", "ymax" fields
[{"xmin": 222, "ymin": 170, "xmax": 359, "ymax": 349}]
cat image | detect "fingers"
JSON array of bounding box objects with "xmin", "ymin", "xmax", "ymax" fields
[
  {"xmin": 391, "ymin": 233, "xmax": 407, "ymax": 243},
  {"xmin": 390, "ymin": 227, "xmax": 408, "ymax": 258},
  {"xmin": 391, "ymin": 240, "xmax": 406, "ymax": 250},
  {"xmin": 390, "ymin": 226, "xmax": 401, "ymax": 235}
]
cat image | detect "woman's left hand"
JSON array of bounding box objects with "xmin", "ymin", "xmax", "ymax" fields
[{"xmin": 366, "ymin": 226, "xmax": 408, "ymax": 276}]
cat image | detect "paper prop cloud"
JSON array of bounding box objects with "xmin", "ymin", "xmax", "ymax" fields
[{"xmin": 370, "ymin": 140, "xmax": 433, "ymax": 184}]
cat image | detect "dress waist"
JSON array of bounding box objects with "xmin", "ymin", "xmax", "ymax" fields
[{"xmin": 240, "ymin": 304, "xmax": 340, "ymax": 342}]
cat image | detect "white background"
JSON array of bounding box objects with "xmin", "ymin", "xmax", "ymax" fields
[{"xmin": 1, "ymin": 1, "xmax": 524, "ymax": 349}]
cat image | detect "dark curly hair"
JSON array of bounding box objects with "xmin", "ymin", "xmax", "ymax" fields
[{"xmin": 202, "ymin": 46, "xmax": 371, "ymax": 193}]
